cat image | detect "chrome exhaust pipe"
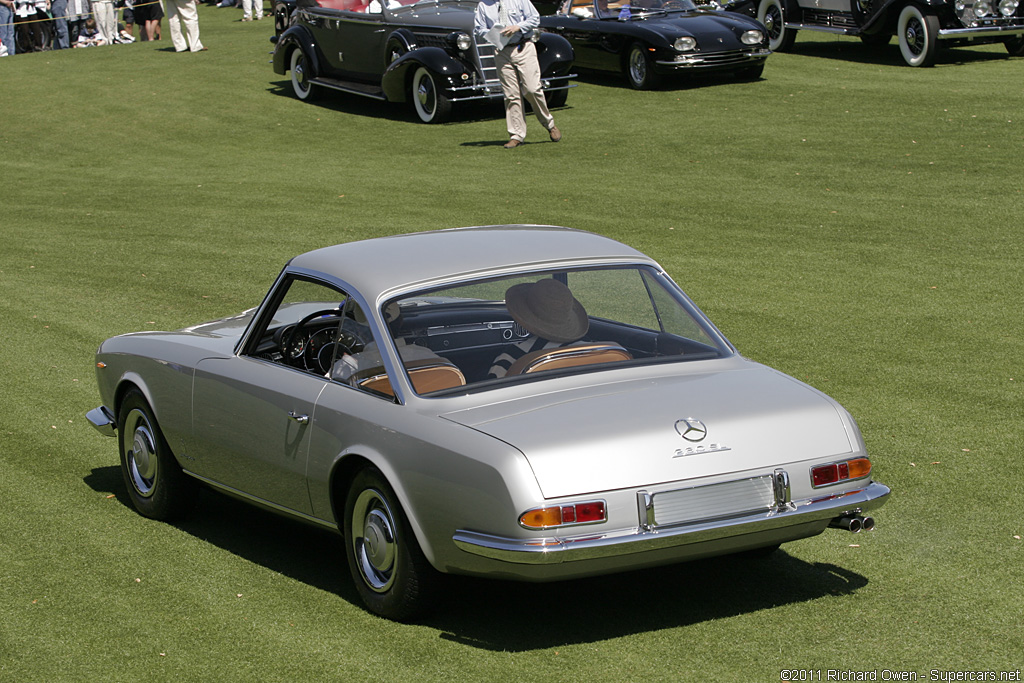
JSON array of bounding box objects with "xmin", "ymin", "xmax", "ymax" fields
[
  {"xmin": 860, "ymin": 516, "xmax": 875, "ymax": 532},
  {"xmin": 829, "ymin": 515, "xmax": 863, "ymax": 533}
]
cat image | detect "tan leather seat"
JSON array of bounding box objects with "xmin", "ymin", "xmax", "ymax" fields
[
  {"xmin": 357, "ymin": 358, "xmax": 466, "ymax": 397},
  {"xmin": 506, "ymin": 343, "xmax": 632, "ymax": 377}
]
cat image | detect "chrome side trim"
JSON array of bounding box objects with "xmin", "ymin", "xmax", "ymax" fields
[
  {"xmin": 86, "ymin": 406, "xmax": 117, "ymax": 437},
  {"xmin": 453, "ymin": 481, "xmax": 890, "ymax": 565}
]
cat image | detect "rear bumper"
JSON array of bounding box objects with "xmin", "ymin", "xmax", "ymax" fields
[
  {"xmin": 86, "ymin": 405, "xmax": 117, "ymax": 437},
  {"xmin": 453, "ymin": 480, "xmax": 890, "ymax": 566}
]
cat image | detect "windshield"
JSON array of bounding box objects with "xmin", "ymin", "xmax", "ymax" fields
[
  {"xmin": 369, "ymin": 265, "xmax": 730, "ymax": 396},
  {"xmin": 562, "ymin": 0, "xmax": 698, "ymax": 17}
]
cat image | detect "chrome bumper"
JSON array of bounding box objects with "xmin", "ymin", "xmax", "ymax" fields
[
  {"xmin": 655, "ymin": 49, "xmax": 770, "ymax": 69},
  {"xmin": 453, "ymin": 481, "xmax": 890, "ymax": 565},
  {"xmin": 86, "ymin": 406, "xmax": 117, "ymax": 437}
]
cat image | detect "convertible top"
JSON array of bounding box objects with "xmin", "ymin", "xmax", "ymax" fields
[{"xmin": 288, "ymin": 225, "xmax": 655, "ymax": 300}]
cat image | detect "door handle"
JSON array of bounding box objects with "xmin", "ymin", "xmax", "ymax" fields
[{"xmin": 288, "ymin": 411, "xmax": 309, "ymax": 425}]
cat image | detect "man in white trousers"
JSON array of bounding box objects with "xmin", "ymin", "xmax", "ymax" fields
[
  {"xmin": 474, "ymin": 0, "xmax": 561, "ymax": 148},
  {"xmin": 167, "ymin": 0, "xmax": 206, "ymax": 52}
]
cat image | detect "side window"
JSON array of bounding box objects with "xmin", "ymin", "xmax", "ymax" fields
[
  {"xmin": 568, "ymin": 268, "xmax": 660, "ymax": 330},
  {"xmin": 247, "ymin": 277, "xmax": 373, "ymax": 377}
]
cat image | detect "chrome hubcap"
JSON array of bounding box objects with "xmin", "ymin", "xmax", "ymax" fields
[
  {"xmin": 123, "ymin": 409, "xmax": 158, "ymax": 497},
  {"xmin": 351, "ymin": 489, "xmax": 397, "ymax": 592}
]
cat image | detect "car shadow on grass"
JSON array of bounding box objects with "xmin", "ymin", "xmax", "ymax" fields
[
  {"xmin": 779, "ymin": 39, "xmax": 1017, "ymax": 67},
  {"xmin": 87, "ymin": 465, "xmax": 867, "ymax": 646},
  {"xmin": 85, "ymin": 466, "xmax": 359, "ymax": 604},
  {"xmin": 266, "ymin": 80, "xmax": 548, "ymax": 125},
  {"xmin": 427, "ymin": 553, "xmax": 867, "ymax": 650}
]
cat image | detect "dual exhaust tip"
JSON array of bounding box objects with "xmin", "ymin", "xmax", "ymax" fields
[{"xmin": 829, "ymin": 514, "xmax": 875, "ymax": 533}]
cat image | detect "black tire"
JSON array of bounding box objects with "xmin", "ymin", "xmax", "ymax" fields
[
  {"xmin": 290, "ymin": 47, "xmax": 318, "ymax": 101},
  {"xmin": 758, "ymin": 0, "xmax": 796, "ymax": 52},
  {"xmin": 344, "ymin": 466, "xmax": 438, "ymax": 621},
  {"xmin": 897, "ymin": 5, "xmax": 939, "ymax": 67},
  {"xmin": 736, "ymin": 63, "xmax": 765, "ymax": 80},
  {"xmin": 625, "ymin": 42, "xmax": 661, "ymax": 90},
  {"xmin": 118, "ymin": 389, "xmax": 196, "ymax": 521},
  {"xmin": 545, "ymin": 87, "xmax": 568, "ymax": 108},
  {"xmin": 1005, "ymin": 35, "xmax": 1024, "ymax": 56},
  {"xmin": 859, "ymin": 31, "xmax": 892, "ymax": 46},
  {"xmin": 411, "ymin": 66, "xmax": 452, "ymax": 123}
]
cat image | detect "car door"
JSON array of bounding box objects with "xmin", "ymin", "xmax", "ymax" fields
[
  {"xmin": 190, "ymin": 358, "xmax": 327, "ymax": 515},
  {"xmin": 188, "ymin": 276, "xmax": 360, "ymax": 516},
  {"xmin": 332, "ymin": 7, "xmax": 388, "ymax": 82}
]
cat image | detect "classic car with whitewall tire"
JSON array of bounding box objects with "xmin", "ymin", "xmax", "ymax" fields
[
  {"xmin": 270, "ymin": 0, "xmax": 575, "ymax": 122},
  {"xmin": 724, "ymin": 0, "xmax": 1024, "ymax": 66},
  {"xmin": 87, "ymin": 226, "xmax": 890, "ymax": 621},
  {"xmin": 541, "ymin": 0, "xmax": 771, "ymax": 88}
]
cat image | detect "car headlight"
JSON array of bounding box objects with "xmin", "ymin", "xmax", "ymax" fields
[
  {"xmin": 741, "ymin": 29, "xmax": 764, "ymax": 45},
  {"xmin": 448, "ymin": 31, "xmax": 472, "ymax": 51},
  {"xmin": 999, "ymin": 0, "xmax": 1019, "ymax": 14},
  {"xmin": 974, "ymin": 0, "xmax": 993, "ymax": 15},
  {"xmin": 674, "ymin": 36, "xmax": 697, "ymax": 51}
]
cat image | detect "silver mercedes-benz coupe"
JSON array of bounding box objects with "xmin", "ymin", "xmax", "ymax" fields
[{"xmin": 87, "ymin": 225, "xmax": 890, "ymax": 620}]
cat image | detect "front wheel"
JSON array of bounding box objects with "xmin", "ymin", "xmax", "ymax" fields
[
  {"xmin": 736, "ymin": 63, "xmax": 765, "ymax": 80},
  {"xmin": 545, "ymin": 88, "xmax": 568, "ymax": 109},
  {"xmin": 290, "ymin": 48, "xmax": 318, "ymax": 101},
  {"xmin": 758, "ymin": 0, "xmax": 797, "ymax": 52},
  {"xmin": 118, "ymin": 390, "xmax": 196, "ymax": 521},
  {"xmin": 344, "ymin": 467, "xmax": 438, "ymax": 621},
  {"xmin": 625, "ymin": 43, "xmax": 661, "ymax": 90},
  {"xmin": 897, "ymin": 5, "xmax": 939, "ymax": 67},
  {"xmin": 411, "ymin": 67, "xmax": 452, "ymax": 124},
  {"xmin": 1005, "ymin": 36, "xmax": 1024, "ymax": 56}
]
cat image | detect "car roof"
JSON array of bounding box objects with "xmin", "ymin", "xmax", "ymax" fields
[{"xmin": 288, "ymin": 225, "xmax": 656, "ymax": 300}]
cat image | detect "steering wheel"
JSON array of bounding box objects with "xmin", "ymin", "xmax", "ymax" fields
[{"xmin": 281, "ymin": 308, "xmax": 341, "ymax": 361}]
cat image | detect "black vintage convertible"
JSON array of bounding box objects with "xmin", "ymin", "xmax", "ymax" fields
[
  {"xmin": 271, "ymin": 0, "xmax": 576, "ymax": 122},
  {"xmin": 540, "ymin": 0, "xmax": 771, "ymax": 88}
]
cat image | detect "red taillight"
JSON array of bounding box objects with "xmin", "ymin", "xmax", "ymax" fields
[
  {"xmin": 519, "ymin": 501, "xmax": 606, "ymax": 529},
  {"xmin": 811, "ymin": 458, "xmax": 871, "ymax": 488}
]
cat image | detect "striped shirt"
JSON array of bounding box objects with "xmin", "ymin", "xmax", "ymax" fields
[{"xmin": 488, "ymin": 336, "xmax": 563, "ymax": 379}]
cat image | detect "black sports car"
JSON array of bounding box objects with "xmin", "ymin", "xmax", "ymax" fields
[
  {"xmin": 724, "ymin": 0, "xmax": 1024, "ymax": 67},
  {"xmin": 271, "ymin": 0, "xmax": 576, "ymax": 122},
  {"xmin": 540, "ymin": 0, "xmax": 770, "ymax": 88}
]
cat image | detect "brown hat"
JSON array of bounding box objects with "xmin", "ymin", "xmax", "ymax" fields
[{"xmin": 505, "ymin": 279, "xmax": 589, "ymax": 343}]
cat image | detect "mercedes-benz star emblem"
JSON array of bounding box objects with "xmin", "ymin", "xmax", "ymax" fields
[{"xmin": 675, "ymin": 418, "xmax": 707, "ymax": 443}]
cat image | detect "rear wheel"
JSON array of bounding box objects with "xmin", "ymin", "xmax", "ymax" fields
[
  {"xmin": 897, "ymin": 5, "xmax": 939, "ymax": 67},
  {"xmin": 118, "ymin": 390, "xmax": 196, "ymax": 521},
  {"xmin": 411, "ymin": 67, "xmax": 452, "ymax": 123},
  {"xmin": 344, "ymin": 466, "xmax": 438, "ymax": 621},
  {"xmin": 758, "ymin": 0, "xmax": 797, "ymax": 52},
  {"xmin": 625, "ymin": 43, "xmax": 661, "ymax": 90},
  {"xmin": 290, "ymin": 48, "xmax": 318, "ymax": 101}
]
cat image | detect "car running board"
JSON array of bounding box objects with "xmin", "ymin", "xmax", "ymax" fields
[{"xmin": 309, "ymin": 77, "xmax": 387, "ymax": 101}]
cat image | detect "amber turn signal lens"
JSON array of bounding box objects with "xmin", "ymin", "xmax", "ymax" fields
[
  {"xmin": 519, "ymin": 501, "xmax": 607, "ymax": 529},
  {"xmin": 519, "ymin": 507, "xmax": 563, "ymax": 529},
  {"xmin": 811, "ymin": 457, "xmax": 872, "ymax": 488}
]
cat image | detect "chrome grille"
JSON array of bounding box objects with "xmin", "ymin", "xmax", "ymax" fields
[
  {"xmin": 802, "ymin": 9, "xmax": 858, "ymax": 28},
  {"xmin": 648, "ymin": 475, "xmax": 776, "ymax": 528}
]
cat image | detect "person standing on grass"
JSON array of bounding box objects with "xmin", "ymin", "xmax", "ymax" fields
[
  {"xmin": 0, "ymin": 0, "xmax": 15, "ymax": 56},
  {"xmin": 92, "ymin": 0, "xmax": 118, "ymax": 45},
  {"xmin": 473, "ymin": 0, "xmax": 561, "ymax": 148},
  {"xmin": 166, "ymin": 0, "xmax": 205, "ymax": 51},
  {"xmin": 51, "ymin": 0, "xmax": 70, "ymax": 48}
]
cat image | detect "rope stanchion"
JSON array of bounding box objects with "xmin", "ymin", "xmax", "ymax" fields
[{"xmin": 1, "ymin": 0, "xmax": 164, "ymax": 29}]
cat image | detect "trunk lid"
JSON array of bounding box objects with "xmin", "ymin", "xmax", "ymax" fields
[{"xmin": 441, "ymin": 363, "xmax": 852, "ymax": 499}]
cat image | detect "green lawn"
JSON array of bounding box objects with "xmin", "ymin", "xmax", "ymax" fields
[{"xmin": 1, "ymin": 7, "xmax": 1022, "ymax": 681}]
